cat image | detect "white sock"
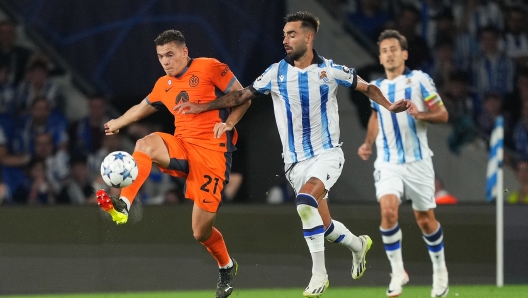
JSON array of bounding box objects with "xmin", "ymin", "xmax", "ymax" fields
[
  {"xmin": 296, "ymin": 193, "xmax": 326, "ymax": 276},
  {"xmin": 119, "ymin": 196, "xmax": 131, "ymax": 211},
  {"xmin": 219, "ymin": 259, "xmax": 233, "ymax": 269},
  {"xmin": 380, "ymin": 223, "xmax": 404, "ymax": 275},
  {"xmin": 423, "ymin": 224, "xmax": 447, "ymax": 272},
  {"xmin": 324, "ymin": 220, "xmax": 363, "ymax": 252}
]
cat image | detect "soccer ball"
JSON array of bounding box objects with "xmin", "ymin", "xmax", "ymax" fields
[{"xmin": 100, "ymin": 151, "xmax": 138, "ymax": 188}]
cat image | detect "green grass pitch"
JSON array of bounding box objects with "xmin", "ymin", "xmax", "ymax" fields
[{"xmin": 4, "ymin": 285, "xmax": 528, "ymax": 298}]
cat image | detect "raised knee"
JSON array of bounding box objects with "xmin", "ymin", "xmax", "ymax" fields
[
  {"xmin": 381, "ymin": 206, "xmax": 398, "ymax": 223},
  {"xmin": 193, "ymin": 231, "xmax": 210, "ymax": 243},
  {"xmin": 134, "ymin": 134, "xmax": 158, "ymax": 156},
  {"xmin": 416, "ymin": 216, "xmax": 431, "ymax": 230}
]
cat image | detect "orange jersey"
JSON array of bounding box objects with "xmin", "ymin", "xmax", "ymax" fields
[{"xmin": 146, "ymin": 57, "xmax": 238, "ymax": 152}]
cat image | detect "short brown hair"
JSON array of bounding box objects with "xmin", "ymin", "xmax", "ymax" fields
[
  {"xmin": 154, "ymin": 29, "xmax": 186, "ymax": 47},
  {"xmin": 284, "ymin": 11, "xmax": 319, "ymax": 33},
  {"xmin": 378, "ymin": 29, "xmax": 408, "ymax": 51}
]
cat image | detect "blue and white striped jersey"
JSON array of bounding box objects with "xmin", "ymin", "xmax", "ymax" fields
[
  {"xmin": 371, "ymin": 68, "xmax": 442, "ymax": 164},
  {"xmin": 252, "ymin": 50, "xmax": 357, "ymax": 164}
]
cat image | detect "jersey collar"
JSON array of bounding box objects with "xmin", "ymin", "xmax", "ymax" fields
[
  {"xmin": 381, "ymin": 66, "xmax": 412, "ymax": 79},
  {"xmin": 174, "ymin": 58, "xmax": 194, "ymax": 79},
  {"xmin": 284, "ymin": 49, "xmax": 324, "ymax": 66}
]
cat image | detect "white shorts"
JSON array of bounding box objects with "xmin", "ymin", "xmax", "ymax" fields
[
  {"xmin": 373, "ymin": 157, "xmax": 436, "ymax": 211},
  {"xmin": 285, "ymin": 147, "xmax": 345, "ymax": 199}
]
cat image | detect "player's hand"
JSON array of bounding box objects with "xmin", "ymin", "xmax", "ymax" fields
[
  {"xmin": 388, "ymin": 99, "xmax": 411, "ymax": 113},
  {"xmin": 407, "ymin": 101, "xmax": 420, "ymax": 118},
  {"xmin": 173, "ymin": 102, "xmax": 206, "ymax": 114},
  {"xmin": 213, "ymin": 122, "xmax": 234, "ymax": 138},
  {"xmin": 104, "ymin": 119, "xmax": 120, "ymax": 135},
  {"xmin": 358, "ymin": 143, "xmax": 372, "ymax": 160}
]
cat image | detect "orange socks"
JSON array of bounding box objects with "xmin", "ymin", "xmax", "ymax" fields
[
  {"xmin": 120, "ymin": 151, "xmax": 152, "ymax": 204},
  {"xmin": 201, "ymin": 227, "xmax": 231, "ymax": 267}
]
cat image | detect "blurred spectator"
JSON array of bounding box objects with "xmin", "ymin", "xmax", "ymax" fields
[
  {"xmin": 506, "ymin": 68, "xmax": 528, "ymax": 125},
  {"xmin": 0, "ymin": 59, "xmax": 16, "ymax": 114},
  {"xmin": 507, "ymin": 159, "xmax": 528, "ymax": 204},
  {"xmin": 472, "ymin": 26, "xmax": 515, "ymax": 97},
  {"xmin": 266, "ymin": 177, "xmax": 295, "ymax": 204},
  {"xmin": 426, "ymin": 39, "xmax": 458, "ymax": 92},
  {"xmin": 12, "ymin": 158, "xmax": 55, "ymax": 205},
  {"xmin": 347, "ymin": 0, "xmax": 391, "ymax": 41},
  {"xmin": 57, "ymin": 154, "xmax": 96, "ymax": 205},
  {"xmin": 431, "ymin": 8, "xmax": 480, "ymax": 72},
  {"xmin": 512, "ymin": 100, "xmax": 528, "ymax": 161},
  {"xmin": 16, "ymin": 59, "xmax": 64, "ymax": 115},
  {"xmin": 0, "ymin": 115, "xmax": 28, "ymax": 168},
  {"xmin": 33, "ymin": 133, "xmax": 70, "ymax": 194},
  {"xmin": 442, "ymin": 71, "xmax": 477, "ymax": 154},
  {"xmin": 0, "ymin": 20, "xmax": 33, "ymax": 86},
  {"xmin": 164, "ymin": 186, "xmax": 184, "ymax": 205},
  {"xmin": 501, "ymin": 6, "xmax": 528, "ymax": 67},
  {"xmin": 409, "ymin": 0, "xmax": 451, "ymax": 49},
  {"xmin": 13, "ymin": 97, "xmax": 69, "ymax": 154},
  {"xmin": 0, "ymin": 178, "xmax": 6, "ymax": 205},
  {"xmin": 476, "ymin": 92, "xmax": 511, "ymax": 140},
  {"xmin": 434, "ymin": 175, "xmax": 459, "ymax": 204},
  {"xmin": 453, "ymin": 0, "xmax": 504, "ymax": 38},
  {"xmin": 387, "ymin": 5, "xmax": 431, "ymax": 70},
  {"xmin": 69, "ymin": 94, "xmax": 111, "ymax": 155}
]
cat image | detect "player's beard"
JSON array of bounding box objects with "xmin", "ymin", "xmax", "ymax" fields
[{"xmin": 287, "ymin": 44, "xmax": 308, "ymax": 61}]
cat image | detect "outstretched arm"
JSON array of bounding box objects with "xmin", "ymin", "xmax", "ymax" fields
[
  {"xmin": 212, "ymin": 80, "xmax": 253, "ymax": 138},
  {"xmin": 355, "ymin": 76, "xmax": 410, "ymax": 113},
  {"xmin": 173, "ymin": 87, "xmax": 257, "ymax": 114},
  {"xmin": 104, "ymin": 99, "xmax": 158, "ymax": 135}
]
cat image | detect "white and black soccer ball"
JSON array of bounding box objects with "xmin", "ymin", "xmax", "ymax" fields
[{"xmin": 100, "ymin": 151, "xmax": 138, "ymax": 188}]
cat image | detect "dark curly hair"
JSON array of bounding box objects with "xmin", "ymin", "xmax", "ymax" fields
[
  {"xmin": 154, "ymin": 29, "xmax": 186, "ymax": 47},
  {"xmin": 284, "ymin": 11, "xmax": 319, "ymax": 33}
]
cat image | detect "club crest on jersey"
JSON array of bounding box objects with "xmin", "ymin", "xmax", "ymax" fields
[
  {"xmin": 407, "ymin": 78, "xmax": 412, "ymax": 84},
  {"xmin": 189, "ymin": 75, "xmax": 199, "ymax": 87},
  {"xmin": 279, "ymin": 75, "xmax": 285, "ymax": 82},
  {"xmin": 319, "ymin": 71, "xmax": 328, "ymax": 82},
  {"xmin": 168, "ymin": 80, "xmax": 172, "ymax": 85},
  {"xmin": 175, "ymin": 90, "xmax": 189, "ymax": 104}
]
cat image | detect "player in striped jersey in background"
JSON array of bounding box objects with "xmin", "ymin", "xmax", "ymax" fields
[
  {"xmin": 357, "ymin": 29, "xmax": 449, "ymax": 298},
  {"xmin": 175, "ymin": 11, "xmax": 410, "ymax": 297}
]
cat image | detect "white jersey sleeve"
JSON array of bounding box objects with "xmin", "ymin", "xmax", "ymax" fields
[
  {"xmin": 416, "ymin": 71, "xmax": 443, "ymax": 109},
  {"xmin": 252, "ymin": 64, "xmax": 276, "ymax": 94},
  {"xmin": 328, "ymin": 62, "xmax": 357, "ymax": 89}
]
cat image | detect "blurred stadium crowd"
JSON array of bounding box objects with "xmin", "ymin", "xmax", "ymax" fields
[
  {"xmin": 0, "ymin": 0, "xmax": 527, "ymax": 205},
  {"xmin": 324, "ymin": 0, "xmax": 528, "ymax": 204},
  {"xmin": 330, "ymin": 0, "xmax": 528, "ymax": 160},
  {"xmin": 0, "ymin": 18, "xmax": 189, "ymax": 205}
]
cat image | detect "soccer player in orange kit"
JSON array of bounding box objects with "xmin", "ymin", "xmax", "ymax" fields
[{"xmin": 96, "ymin": 29, "xmax": 249, "ymax": 298}]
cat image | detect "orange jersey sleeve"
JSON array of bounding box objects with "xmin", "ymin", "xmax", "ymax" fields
[
  {"xmin": 146, "ymin": 78, "xmax": 165, "ymax": 108},
  {"xmin": 205, "ymin": 58, "xmax": 237, "ymax": 94}
]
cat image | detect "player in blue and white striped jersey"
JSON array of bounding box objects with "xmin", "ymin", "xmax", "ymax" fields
[
  {"xmin": 358, "ymin": 30, "xmax": 449, "ymax": 298},
  {"xmin": 174, "ymin": 12, "xmax": 410, "ymax": 297}
]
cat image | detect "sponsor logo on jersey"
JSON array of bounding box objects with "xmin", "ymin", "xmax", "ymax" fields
[
  {"xmin": 175, "ymin": 90, "xmax": 189, "ymax": 104},
  {"xmin": 221, "ymin": 65, "xmax": 230, "ymax": 77}
]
